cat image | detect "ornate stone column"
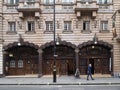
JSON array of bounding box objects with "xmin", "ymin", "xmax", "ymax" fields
[
  {"xmin": 74, "ymin": 48, "xmax": 80, "ymax": 78},
  {"xmin": 38, "ymin": 49, "xmax": 43, "ymax": 78}
]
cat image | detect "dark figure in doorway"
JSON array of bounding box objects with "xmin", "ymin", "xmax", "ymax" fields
[{"xmin": 87, "ymin": 64, "xmax": 94, "ymax": 80}]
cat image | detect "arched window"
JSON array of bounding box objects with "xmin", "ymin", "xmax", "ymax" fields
[
  {"xmin": 10, "ymin": 60, "xmax": 15, "ymax": 68},
  {"xmin": 18, "ymin": 60, "xmax": 24, "ymax": 68}
]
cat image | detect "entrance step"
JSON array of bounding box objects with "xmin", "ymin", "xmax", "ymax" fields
[
  {"xmin": 5, "ymin": 74, "xmax": 38, "ymax": 78},
  {"xmin": 81, "ymin": 74, "xmax": 111, "ymax": 78},
  {"xmin": 5, "ymin": 74, "xmax": 111, "ymax": 78}
]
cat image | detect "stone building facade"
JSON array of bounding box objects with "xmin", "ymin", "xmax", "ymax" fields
[{"xmin": 0, "ymin": 0, "xmax": 120, "ymax": 77}]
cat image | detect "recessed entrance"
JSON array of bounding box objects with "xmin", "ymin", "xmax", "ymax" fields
[
  {"xmin": 5, "ymin": 46, "xmax": 38, "ymax": 75},
  {"xmin": 79, "ymin": 44, "xmax": 112, "ymax": 75},
  {"xmin": 43, "ymin": 45, "xmax": 75, "ymax": 76}
]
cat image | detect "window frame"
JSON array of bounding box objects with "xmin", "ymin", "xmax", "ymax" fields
[
  {"xmin": 46, "ymin": 21, "xmax": 53, "ymax": 31},
  {"xmin": 10, "ymin": 60, "xmax": 16, "ymax": 68},
  {"xmin": 97, "ymin": 0, "xmax": 113, "ymax": 4},
  {"xmin": 62, "ymin": 0, "xmax": 74, "ymax": 3},
  {"xmin": 6, "ymin": 0, "xmax": 19, "ymax": 5},
  {"xmin": 64, "ymin": 21, "xmax": 72, "ymax": 31},
  {"xmin": 100, "ymin": 21, "xmax": 108, "ymax": 31},
  {"xmin": 27, "ymin": 21, "xmax": 35, "ymax": 32},
  {"xmin": 45, "ymin": 0, "xmax": 54, "ymax": 4},
  {"xmin": 18, "ymin": 60, "xmax": 24, "ymax": 68},
  {"xmin": 8, "ymin": 22, "xmax": 16, "ymax": 32},
  {"xmin": 83, "ymin": 21, "xmax": 90, "ymax": 31}
]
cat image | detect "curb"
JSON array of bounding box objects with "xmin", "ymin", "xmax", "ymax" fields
[{"xmin": 0, "ymin": 83, "xmax": 120, "ymax": 85}]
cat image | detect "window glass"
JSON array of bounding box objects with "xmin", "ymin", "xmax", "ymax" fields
[
  {"xmin": 8, "ymin": 22, "xmax": 16, "ymax": 31},
  {"xmin": 64, "ymin": 21, "xmax": 72, "ymax": 31},
  {"xmin": 10, "ymin": 60, "xmax": 15, "ymax": 68},
  {"xmin": 46, "ymin": 21, "xmax": 53, "ymax": 31},
  {"xmin": 18, "ymin": 60, "xmax": 24, "ymax": 68},
  {"xmin": 7, "ymin": 0, "xmax": 19, "ymax": 4},
  {"xmin": 97, "ymin": 0, "xmax": 112, "ymax": 4},
  {"xmin": 62, "ymin": 0, "xmax": 74, "ymax": 3},
  {"xmin": 27, "ymin": 21, "xmax": 35, "ymax": 31},
  {"xmin": 45, "ymin": 0, "xmax": 53, "ymax": 4},
  {"xmin": 101, "ymin": 21, "xmax": 108, "ymax": 30},
  {"xmin": 83, "ymin": 21, "xmax": 90, "ymax": 31}
]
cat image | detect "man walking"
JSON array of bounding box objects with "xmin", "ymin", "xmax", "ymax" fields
[{"xmin": 87, "ymin": 64, "xmax": 94, "ymax": 80}]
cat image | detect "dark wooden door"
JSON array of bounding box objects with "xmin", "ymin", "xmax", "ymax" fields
[
  {"xmin": 43, "ymin": 60, "xmax": 53, "ymax": 75},
  {"xmin": 94, "ymin": 59, "xmax": 101, "ymax": 74},
  {"xmin": 25, "ymin": 59, "xmax": 38, "ymax": 74},
  {"xmin": 67, "ymin": 60, "xmax": 75, "ymax": 75},
  {"xmin": 59, "ymin": 61, "xmax": 68, "ymax": 75},
  {"xmin": 17, "ymin": 59, "xmax": 25, "ymax": 75},
  {"xmin": 102, "ymin": 58, "xmax": 110, "ymax": 74},
  {"xmin": 43, "ymin": 59, "xmax": 75, "ymax": 75},
  {"xmin": 25, "ymin": 59, "xmax": 33, "ymax": 74},
  {"xmin": 79, "ymin": 58, "xmax": 88, "ymax": 75},
  {"xmin": 8, "ymin": 59, "xmax": 25, "ymax": 75}
]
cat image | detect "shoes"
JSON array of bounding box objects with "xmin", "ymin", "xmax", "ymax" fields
[{"xmin": 87, "ymin": 79, "xmax": 94, "ymax": 80}]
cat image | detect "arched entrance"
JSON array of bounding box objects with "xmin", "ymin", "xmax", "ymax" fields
[
  {"xmin": 4, "ymin": 42, "xmax": 39, "ymax": 75},
  {"xmin": 41, "ymin": 41, "xmax": 76, "ymax": 76},
  {"xmin": 78, "ymin": 40, "xmax": 113, "ymax": 75}
]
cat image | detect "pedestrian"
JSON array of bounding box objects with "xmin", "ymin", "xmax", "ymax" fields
[{"xmin": 87, "ymin": 64, "xmax": 94, "ymax": 80}]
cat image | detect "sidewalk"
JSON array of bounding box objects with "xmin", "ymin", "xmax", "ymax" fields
[{"xmin": 0, "ymin": 76, "xmax": 120, "ymax": 85}]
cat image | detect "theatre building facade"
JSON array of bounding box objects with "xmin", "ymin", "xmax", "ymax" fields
[{"xmin": 0, "ymin": 0, "xmax": 120, "ymax": 77}]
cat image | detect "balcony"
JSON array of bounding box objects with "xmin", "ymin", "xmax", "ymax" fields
[
  {"xmin": 17, "ymin": 0, "xmax": 41, "ymax": 18},
  {"xmin": 75, "ymin": 0, "xmax": 98, "ymax": 19}
]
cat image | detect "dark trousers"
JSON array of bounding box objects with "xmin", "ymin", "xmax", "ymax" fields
[{"xmin": 87, "ymin": 73, "xmax": 94, "ymax": 80}]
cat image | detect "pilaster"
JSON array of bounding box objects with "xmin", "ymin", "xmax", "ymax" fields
[
  {"xmin": 74, "ymin": 48, "xmax": 80, "ymax": 78},
  {"xmin": 37, "ymin": 49, "xmax": 43, "ymax": 78}
]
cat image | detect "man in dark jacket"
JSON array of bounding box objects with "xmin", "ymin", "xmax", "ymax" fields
[{"xmin": 87, "ymin": 64, "xmax": 94, "ymax": 80}]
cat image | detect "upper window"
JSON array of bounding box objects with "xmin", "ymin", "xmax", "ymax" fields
[
  {"xmin": 80, "ymin": 0, "xmax": 92, "ymax": 2},
  {"xmin": 62, "ymin": 5, "xmax": 73, "ymax": 9},
  {"xmin": 64, "ymin": 21, "xmax": 72, "ymax": 31},
  {"xmin": 83, "ymin": 21, "xmax": 90, "ymax": 31},
  {"xmin": 46, "ymin": 21, "xmax": 53, "ymax": 31},
  {"xmin": 6, "ymin": 0, "xmax": 19, "ymax": 5},
  {"xmin": 27, "ymin": 0, "xmax": 35, "ymax": 2},
  {"xmin": 45, "ymin": 0, "xmax": 53, "ymax": 4},
  {"xmin": 8, "ymin": 22, "xmax": 16, "ymax": 32},
  {"xmin": 97, "ymin": 0, "xmax": 112, "ymax": 4},
  {"xmin": 62, "ymin": 0, "xmax": 74, "ymax": 3},
  {"xmin": 27, "ymin": 21, "xmax": 35, "ymax": 32},
  {"xmin": 100, "ymin": 21, "xmax": 108, "ymax": 30}
]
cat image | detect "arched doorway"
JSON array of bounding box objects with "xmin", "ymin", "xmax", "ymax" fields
[
  {"xmin": 4, "ymin": 42, "xmax": 39, "ymax": 75},
  {"xmin": 41, "ymin": 41, "xmax": 76, "ymax": 76},
  {"xmin": 78, "ymin": 41, "xmax": 113, "ymax": 75}
]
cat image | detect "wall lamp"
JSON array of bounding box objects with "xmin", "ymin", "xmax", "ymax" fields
[
  {"xmin": 55, "ymin": 34, "xmax": 61, "ymax": 45},
  {"xmin": 93, "ymin": 33, "xmax": 98, "ymax": 44},
  {"xmin": 18, "ymin": 34, "xmax": 23, "ymax": 46}
]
